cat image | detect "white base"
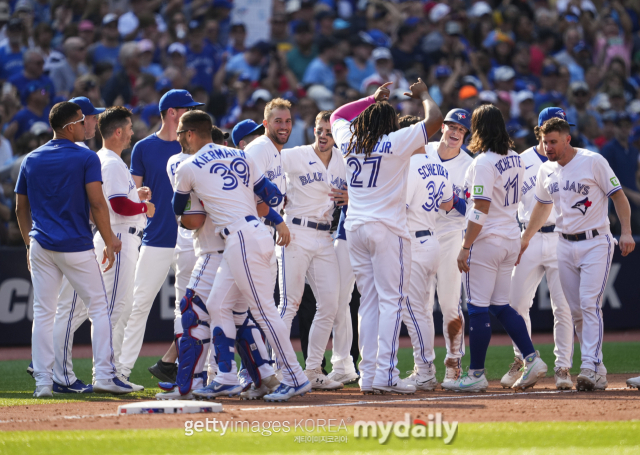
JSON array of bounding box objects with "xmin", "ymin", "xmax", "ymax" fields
[{"xmin": 117, "ymin": 400, "xmax": 222, "ymax": 415}]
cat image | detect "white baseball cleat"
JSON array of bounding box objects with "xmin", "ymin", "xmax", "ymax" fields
[
  {"xmin": 304, "ymin": 368, "xmax": 343, "ymax": 390},
  {"xmin": 554, "ymin": 367, "xmax": 573, "ymax": 390},
  {"xmin": 327, "ymin": 370, "xmax": 360, "ymax": 385},
  {"xmin": 512, "ymin": 352, "xmax": 548, "ymax": 391},
  {"xmin": 155, "ymin": 386, "xmax": 194, "ymax": 400},
  {"xmin": 192, "ymin": 381, "xmax": 243, "ymax": 399},
  {"xmin": 117, "ymin": 373, "xmax": 144, "ymax": 392},
  {"xmin": 240, "ymin": 374, "xmax": 280, "ymax": 400},
  {"xmin": 93, "ymin": 377, "xmax": 134, "ymax": 394},
  {"xmin": 405, "ymin": 365, "xmax": 438, "ymax": 391},
  {"xmin": 576, "ymin": 369, "xmax": 608, "ymax": 391},
  {"xmin": 500, "ymin": 356, "xmax": 524, "ymax": 388},
  {"xmin": 441, "ymin": 370, "xmax": 488, "ymax": 393},
  {"xmin": 626, "ymin": 376, "xmax": 640, "ymax": 389},
  {"xmin": 33, "ymin": 384, "xmax": 53, "ymax": 398},
  {"xmin": 263, "ymin": 381, "xmax": 312, "ymax": 402},
  {"xmin": 442, "ymin": 358, "xmax": 461, "ymax": 385},
  {"xmin": 373, "ymin": 378, "xmax": 417, "ymax": 394}
]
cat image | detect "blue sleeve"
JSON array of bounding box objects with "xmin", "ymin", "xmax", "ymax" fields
[
  {"xmin": 253, "ymin": 176, "xmax": 283, "ymax": 207},
  {"xmin": 15, "ymin": 158, "xmax": 28, "ymax": 195},
  {"xmin": 336, "ymin": 204, "xmax": 347, "ymax": 240},
  {"xmin": 450, "ymin": 192, "xmax": 467, "ymax": 216},
  {"xmin": 130, "ymin": 143, "xmax": 145, "ymax": 177},
  {"xmin": 84, "ymin": 152, "xmax": 102, "ymax": 184},
  {"xmin": 264, "ymin": 207, "xmax": 283, "ymax": 225},
  {"xmin": 172, "ymin": 192, "xmax": 191, "ymax": 215}
]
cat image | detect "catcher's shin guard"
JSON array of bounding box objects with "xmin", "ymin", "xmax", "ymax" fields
[
  {"xmin": 175, "ymin": 290, "xmax": 210, "ymax": 395},
  {"xmin": 235, "ymin": 314, "xmax": 273, "ymax": 388}
]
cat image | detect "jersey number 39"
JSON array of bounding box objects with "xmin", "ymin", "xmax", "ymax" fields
[
  {"xmin": 210, "ymin": 158, "xmax": 250, "ymax": 190},
  {"xmin": 347, "ymin": 156, "xmax": 382, "ymax": 188}
]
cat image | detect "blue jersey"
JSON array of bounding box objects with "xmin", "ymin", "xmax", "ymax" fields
[
  {"xmin": 15, "ymin": 139, "xmax": 102, "ymax": 252},
  {"xmin": 0, "ymin": 46, "xmax": 24, "ymax": 80},
  {"xmin": 11, "ymin": 107, "xmax": 51, "ymax": 139},
  {"xmin": 186, "ymin": 43, "xmax": 219, "ymax": 94},
  {"xmin": 8, "ymin": 73, "xmax": 56, "ymax": 103},
  {"xmin": 130, "ymin": 133, "xmax": 181, "ymax": 248}
]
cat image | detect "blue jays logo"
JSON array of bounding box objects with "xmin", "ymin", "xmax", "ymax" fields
[
  {"xmin": 456, "ymin": 113, "xmax": 466, "ymax": 119},
  {"xmin": 571, "ymin": 197, "xmax": 592, "ymax": 215},
  {"xmin": 557, "ymin": 110, "xmax": 566, "ymax": 119}
]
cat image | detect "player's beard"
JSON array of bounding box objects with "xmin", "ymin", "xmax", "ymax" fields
[{"xmin": 267, "ymin": 128, "xmax": 290, "ymax": 145}]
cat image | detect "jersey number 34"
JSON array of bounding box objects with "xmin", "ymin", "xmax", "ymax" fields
[{"xmin": 347, "ymin": 156, "xmax": 382, "ymax": 188}]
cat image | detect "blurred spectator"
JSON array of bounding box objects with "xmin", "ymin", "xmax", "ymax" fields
[
  {"xmin": 0, "ymin": 19, "xmax": 26, "ymax": 82},
  {"xmin": 360, "ymin": 47, "xmax": 408, "ymax": 94},
  {"xmin": 271, "ymin": 14, "xmax": 291, "ymax": 50},
  {"xmin": 7, "ymin": 50, "xmax": 55, "ymax": 102},
  {"xmin": 0, "ymin": 103, "xmax": 12, "ymax": 166},
  {"xmin": 103, "ymin": 42, "xmax": 140, "ymax": 107},
  {"xmin": 512, "ymin": 43, "xmax": 540, "ymax": 91},
  {"xmin": 227, "ymin": 23, "xmax": 247, "ymax": 57},
  {"xmin": 286, "ymin": 21, "xmax": 316, "ymax": 82},
  {"xmin": 458, "ymin": 85, "xmax": 479, "ymax": 113},
  {"xmin": 391, "ymin": 24, "xmax": 422, "ymax": 73},
  {"xmin": 303, "ymin": 37, "xmax": 337, "ymax": 90},
  {"xmin": 534, "ymin": 64, "xmax": 569, "ymax": 111},
  {"xmin": 33, "ymin": 23, "xmax": 64, "ymax": 73},
  {"xmin": 78, "ymin": 20, "xmax": 96, "ymax": 47},
  {"xmin": 138, "ymin": 39, "xmax": 163, "ymax": 77},
  {"xmin": 594, "ymin": 110, "xmax": 618, "ymax": 149},
  {"xmin": 345, "ymin": 35, "xmax": 374, "ymax": 91},
  {"xmin": 71, "ymin": 74, "xmax": 104, "ymax": 108},
  {"xmin": 226, "ymin": 41, "xmax": 267, "ymax": 82},
  {"xmin": 566, "ymin": 81, "xmax": 602, "ymax": 129},
  {"xmin": 186, "ymin": 20, "xmax": 220, "ymax": 94},
  {"xmin": 49, "ymin": 37, "xmax": 89, "ymax": 98},
  {"xmin": 88, "ymin": 14, "xmax": 121, "ymax": 68},
  {"xmin": 553, "ymin": 26, "xmax": 585, "ymax": 83},
  {"xmin": 3, "ymin": 79, "xmax": 50, "ymax": 143}
]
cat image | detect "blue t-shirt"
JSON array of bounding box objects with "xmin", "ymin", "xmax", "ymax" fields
[
  {"xmin": 0, "ymin": 46, "xmax": 25, "ymax": 80},
  {"xmin": 8, "ymin": 73, "xmax": 56, "ymax": 104},
  {"xmin": 345, "ymin": 57, "xmax": 375, "ymax": 91},
  {"xmin": 130, "ymin": 133, "xmax": 181, "ymax": 248},
  {"xmin": 600, "ymin": 138, "xmax": 640, "ymax": 195},
  {"xmin": 302, "ymin": 57, "xmax": 335, "ymax": 90},
  {"xmin": 90, "ymin": 42, "xmax": 122, "ymax": 68},
  {"xmin": 15, "ymin": 139, "xmax": 102, "ymax": 252},
  {"xmin": 186, "ymin": 43, "xmax": 220, "ymax": 94},
  {"xmin": 226, "ymin": 53, "xmax": 261, "ymax": 81},
  {"xmin": 11, "ymin": 108, "xmax": 51, "ymax": 139}
]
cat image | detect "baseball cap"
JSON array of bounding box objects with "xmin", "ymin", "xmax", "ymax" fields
[
  {"xmin": 468, "ymin": 1, "xmax": 492, "ymax": 18},
  {"xmin": 494, "ymin": 66, "xmax": 516, "ymax": 82},
  {"xmin": 7, "ymin": 17, "xmax": 23, "ymax": 32},
  {"xmin": 30, "ymin": 121, "xmax": 52, "ymax": 136},
  {"xmin": 429, "ymin": 3, "xmax": 450, "ymax": 23},
  {"xmin": 601, "ymin": 110, "xmax": 617, "ymax": 123},
  {"xmin": 538, "ymin": 107, "xmax": 576, "ymax": 127},
  {"xmin": 478, "ymin": 90, "xmax": 498, "ymax": 104},
  {"xmin": 497, "ymin": 90, "xmax": 512, "ymax": 105},
  {"xmin": 78, "ymin": 20, "xmax": 95, "ymax": 32},
  {"xmin": 15, "ymin": 0, "xmax": 32, "ymax": 12},
  {"xmin": 307, "ymin": 85, "xmax": 334, "ymax": 111},
  {"xmin": 0, "ymin": 3, "xmax": 9, "ymax": 22},
  {"xmin": 372, "ymin": 47, "xmax": 392, "ymax": 61},
  {"xmin": 542, "ymin": 64, "xmax": 560, "ymax": 76},
  {"xmin": 515, "ymin": 90, "xmax": 534, "ymax": 105},
  {"xmin": 213, "ymin": 0, "xmax": 233, "ymax": 9},
  {"xmin": 168, "ymin": 42, "xmax": 187, "ymax": 56},
  {"xmin": 458, "ymin": 85, "xmax": 478, "ymax": 100},
  {"xmin": 362, "ymin": 29, "xmax": 392, "ymax": 48},
  {"xmin": 617, "ymin": 111, "xmax": 632, "ymax": 123},
  {"xmin": 155, "ymin": 77, "xmax": 173, "ymax": 92},
  {"xmin": 138, "ymin": 39, "xmax": 154, "ymax": 53},
  {"xmin": 435, "ymin": 65, "xmax": 452, "ymax": 78},
  {"xmin": 251, "ymin": 89, "xmax": 272, "ymax": 103},
  {"xmin": 159, "ymin": 89, "xmax": 204, "ymax": 111},
  {"xmin": 444, "ymin": 108, "xmax": 471, "ymax": 132},
  {"xmin": 570, "ymin": 81, "xmax": 589, "ymax": 93},
  {"xmin": 102, "ymin": 13, "xmax": 118, "ymax": 26},
  {"xmin": 69, "ymin": 96, "xmax": 105, "ymax": 116},
  {"xmin": 232, "ymin": 119, "xmax": 264, "ymax": 147}
]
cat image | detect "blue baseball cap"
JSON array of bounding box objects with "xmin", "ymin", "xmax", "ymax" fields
[
  {"xmin": 231, "ymin": 119, "xmax": 264, "ymax": 147},
  {"xmin": 444, "ymin": 108, "xmax": 472, "ymax": 132},
  {"xmin": 69, "ymin": 96, "xmax": 105, "ymax": 116},
  {"xmin": 538, "ymin": 107, "xmax": 576, "ymax": 127},
  {"xmin": 158, "ymin": 89, "xmax": 204, "ymax": 112}
]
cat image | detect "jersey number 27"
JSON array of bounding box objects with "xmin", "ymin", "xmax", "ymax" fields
[{"xmin": 347, "ymin": 156, "xmax": 382, "ymax": 188}]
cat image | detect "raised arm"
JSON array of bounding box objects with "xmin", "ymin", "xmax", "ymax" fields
[
  {"xmin": 403, "ymin": 78, "xmax": 444, "ymax": 138},
  {"xmin": 330, "ymin": 82, "xmax": 394, "ymax": 124}
]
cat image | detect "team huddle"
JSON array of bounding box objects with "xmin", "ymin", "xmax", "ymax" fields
[{"xmin": 15, "ymin": 79, "xmax": 640, "ymax": 402}]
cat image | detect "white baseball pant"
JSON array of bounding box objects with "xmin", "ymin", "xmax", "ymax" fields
[
  {"xmin": 208, "ymin": 219, "xmax": 306, "ymax": 387},
  {"xmin": 275, "ymin": 223, "xmax": 339, "ymax": 371},
  {"xmin": 347, "ymin": 222, "xmax": 411, "ymax": 389},
  {"xmin": 510, "ymin": 231, "xmax": 580, "ymax": 369},
  {"xmin": 172, "ymin": 247, "xmax": 198, "ymax": 336},
  {"xmin": 30, "ymin": 239, "xmax": 115, "ymax": 387},
  {"xmin": 556, "ymin": 233, "xmax": 613, "ymax": 374},
  {"xmin": 435, "ymin": 230, "xmax": 466, "ymax": 365},
  {"xmin": 402, "ymin": 234, "xmax": 440, "ymax": 374},
  {"xmin": 52, "ymin": 226, "xmax": 141, "ymax": 385},
  {"xmin": 330, "ymin": 238, "xmax": 357, "ymax": 375}
]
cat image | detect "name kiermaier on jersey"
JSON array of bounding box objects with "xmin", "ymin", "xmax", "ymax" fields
[{"xmin": 190, "ymin": 147, "xmax": 247, "ymax": 168}]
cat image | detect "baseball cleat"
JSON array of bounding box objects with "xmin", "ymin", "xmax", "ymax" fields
[
  {"xmin": 626, "ymin": 376, "xmax": 640, "ymax": 389},
  {"xmin": 576, "ymin": 369, "xmax": 607, "ymax": 391},
  {"xmin": 360, "ymin": 388, "xmax": 382, "ymax": 395},
  {"xmin": 33, "ymin": 384, "xmax": 53, "ymax": 398},
  {"xmin": 117, "ymin": 373, "xmax": 144, "ymax": 392},
  {"xmin": 93, "ymin": 377, "xmax": 134, "ymax": 394},
  {"xmin": 554, "ymin": 367, "xmax": 573, "ymax": 390},
  {"xmin": 405, "ymin": 366, "xmax": 438, "ymax": 391},
  {"xmin": 304, "ymin": 368, "xmax": 343, "ymax": 390},
  {"xmin": 148, "ymin": 360, "xmax": 177, "ymax": 384},
  {"xmin": 27, "ymin": 361, "xmax": 34, "ymax": 378},
  {"xmin": 238, "ymin": 369, "xmax": 253, "ymax": 391},
  {"xmin": 500, "ymin": 356, "xmax": 524, "ymax": 388},
  {"xmin": 155, "ymin": 386, "xmax": 194, "ymax": 400},
  {"xmin": 327, "ymin": 370, "xmax": 360, "ymax": 385},
  {"xmin": 240, "ymin": 374, "xmax": 280, "ymax": 400},
  {"xmin": 442, "ymin": 358, "xmax": 461, "ymax": 385},
  {"xmin": 206, "ymin": 368, "xmax": 217, "ymax": 385},
  {"xmin": 53, "ymin": 379, "xmax": 93, "ymax": 394},
  {"xmin": 192, "ymin": 381, "xmax": 243, "ymax": 399},
  {"xmin": 263, "ymin": 381, "xmax": 312, "ymax": 402},
  {"xmin": 373, "ymin": 378, "xmax": 417, "ymax": 395},
  {"xmin": 441, "ymin": 370, "xmax": 488, "ymax": 393},
  {"xmin": 512, "ymin": 352, "xmax": 548, "ymax": 391}
]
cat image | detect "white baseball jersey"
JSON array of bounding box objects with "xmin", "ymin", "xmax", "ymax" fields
[
  {"xmin": 426, "ymin": 142, "xmax": 473, "ymax": 236},
  {"xmin": 167, "ymin": 152, "xmax": 196, "ymax": 252},
  {"xmin": 332, "ymin": 119, "xmax": 429, "ymax": 239},
  {"xmin": 406, "ymin": 153, "xmax": 453, "ymax": 233},
  {"xmin": 518, "ymin": 146, "xmax": 558, "ymax": 226},
  {"xmin": 464, "ymin": 149, "xmax": 523, "ymax": 241},
  {"xmin": 174, "ymin": 143, "xmax": 263, "ymax": 234},
  {"xmin": 244, "ymin": 135, "xmax": 285, "ymax": 213},
  {"xmin": 97, "ymin": 148, "xmax": 146, "ymax": 230},
  {"xmin": 534, "ymin": 148, "xmax": 621, "ymax": 234},
  {"xmin": 281, "ymin": 144, "xmax": 347, "ymax": 223}
]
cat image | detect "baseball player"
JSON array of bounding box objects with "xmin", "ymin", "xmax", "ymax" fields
[
  {"xmin": 119, "ymin": 90, "xmax": 204, "ymax": 380},
  {"xmin": 15, "ymin": 102, "xmax": 132, "ymax": 396},
  {"xmin": 425, "ymin": 109, "xmax": 473, "ymax": 384},
  {"xmin": 445, "ymin": 104, "xmax": 547, "ymax": 393},
  {"xmin": 501, "ymin": 108, "xmax": 579, "ymax": 390},
  {"xmin": 396, "ymin": 115, "xmax": 454, "ymax": 390},
  {"xmin": 171, "ymin": 111, "xmax": 310, "ymax": 402},
  {"xmin": 50, "ymin": 107, "xmax": 153, "ymax": 393},
  {"xmin": 330, "ymin": 79, "xmax": 443, "ymax": 394},
  {"xmin": 521, "ymin": 117, "xmax": 635, "ymax": 391},
  {"xmin": 232, "ymin": 119, "xmax": 265, "ymax": 150},
  {"xmin": 275, "ymin": 110, "xmax": 347, "ymax": 390}
]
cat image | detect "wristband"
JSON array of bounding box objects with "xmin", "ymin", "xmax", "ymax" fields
[
  {"xmin": 461, "ymin": 246, "xmax": 470, "ymax": 250},
  {"xmin": 469, "ymin": 208, "xmax": 487, "ymax": 226}
]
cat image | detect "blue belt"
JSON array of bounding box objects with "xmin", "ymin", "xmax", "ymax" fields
[
  {"xmin": 223, "ymin": 216, "xmax": 258, "ymax": 237},
  {"xmin": 415, "ymin": 230, "xmax": 432, "ymax": 238},
  {"xmin": 539, "ymin": 225, "xmax": 556, "ymax": 233},
  {"xmin": 128, "ymin": 227, "xmax": 144, "ymax": 239},
  {"xmin": 292, "ymin": 217, "xmax": 331, "ymax": 231}
]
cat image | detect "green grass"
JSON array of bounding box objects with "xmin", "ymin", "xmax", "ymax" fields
[
  {"xmin": 0, "ymin": 421, "xmax": 638, "ymax": 454},
  {"xmin": 2, "ymin": 341, "xmax": 639, "ymax": 406}
]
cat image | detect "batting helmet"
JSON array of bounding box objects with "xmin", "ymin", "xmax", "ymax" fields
[{"xmin": 444, "ymin": 108, "xmax": 472, "ymax": 133}]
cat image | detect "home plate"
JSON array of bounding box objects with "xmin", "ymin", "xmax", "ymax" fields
[{"xmin": 118, "ymin": 401, "xmax": 223, "ymax": 415}]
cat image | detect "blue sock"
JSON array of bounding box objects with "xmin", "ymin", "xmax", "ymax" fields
[
  {"xmin": 489, "ymin": 305, "xmax": 535, "ymax": 359},
  {"xmin": 468, "ymin": 304, "xmax": 491, "ymax": 370}
]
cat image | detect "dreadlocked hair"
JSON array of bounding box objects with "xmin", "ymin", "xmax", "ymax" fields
[
  {"xmin": 346, "ymin": 102, "xmax": 398, "ymax": 157},
  {"xmin": 467, "ymin": 104, "xmax": 514, "ymax": 156}
]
